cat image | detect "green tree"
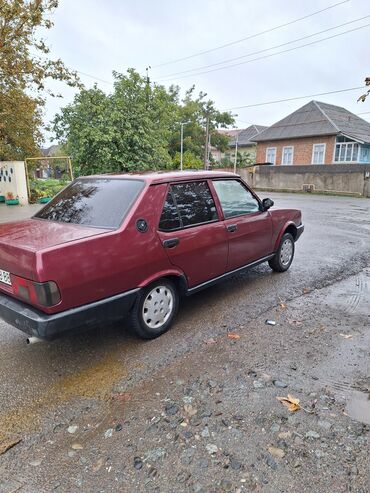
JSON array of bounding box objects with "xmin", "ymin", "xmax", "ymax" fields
[
  {"xmin": 0, "ymin": 88, "xmax": 42, "ymax": 159},
  {"xmin": 0, "ymin": 0, "xmax": 80, "ymax": 160},
  {"xmin": 358, "ymin": 77, "xmax": 370, "ymax": 103},
  {"xmin": 168, "ymin": 86, "xmax": 234, "ymax": 162},
  {"xmin": 53, "ymin": 70, "xmax": 177, "ymax": 174},
  {"xmin": 237, "ymin": 151, "xmax": 255, "ymax": 167},
  {"xmin": 172, "ymin": 150, "xmax": 203, "ymax": 169}
]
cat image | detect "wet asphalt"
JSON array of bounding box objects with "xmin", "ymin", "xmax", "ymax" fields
[
  {"xmin": 0, "ymin": 193, "xmax": 369, "ymax": 414},
  {"xmin": 0, "ymin": 193, "xmax": 369, "ymax": 492}
]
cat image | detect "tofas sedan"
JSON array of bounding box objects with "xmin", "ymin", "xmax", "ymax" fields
[{"xmin": 0, "ymin": 171, "xmax": 303, "ymax": 342}]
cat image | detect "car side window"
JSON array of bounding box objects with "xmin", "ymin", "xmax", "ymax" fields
[
  {"xmin": 159, "ymin": 190, "xmax": 181, "ymax": 231},
  {"xmin": 159, "ymin": 181, "xmax": 218, "ymax": 231},
  {"xmin": 213, "ymin": 180, "xmax": 260, "ymax": 219},
  {"xmin": 171, "ymin": 181, "xmax": 218, "ymax": 227}
]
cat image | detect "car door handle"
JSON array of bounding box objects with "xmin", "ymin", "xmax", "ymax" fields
[
  {"xmin": 226, "ymin": 224, "xmax": 237, "ymax": 233},
  {"xmin": 163, "ymin": 238, "xmax": 179, "ymax": 248}
]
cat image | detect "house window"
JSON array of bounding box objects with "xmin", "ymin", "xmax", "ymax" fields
[
  {"xmin": 266, "ymin": 147, "xmax": 276, "ymax": 165},
  {"xmin": 312, "ymin": 144, "xmax": 326, "ymax": 164},
  {"xmin": 360, "ymin": 146, "xmax": 370, "ymax": 163},
  {"xmin": 334, "ymin": 142, "xmax": 359, "ymax": 162},
  {"xmin": 282, "ymin": 146, "xmax": 293, "ymax": 165}
]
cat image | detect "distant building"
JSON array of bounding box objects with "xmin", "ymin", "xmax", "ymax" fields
[
  {"xmin": 253, "ymin": 100, "xmax": 370, "ymax": 165},
  {"xmin": 41, "ymin": 145, "xmax": 60, "ymax": 157},
  {"xmin": 211, "ymin": 125, "xmax": 267, "ymax": 164}
]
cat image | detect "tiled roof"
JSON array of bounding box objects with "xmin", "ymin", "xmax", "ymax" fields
[
  {"xmin": 218, "ymin": 129, "xmax": 243, "ymax": 138},
  {"xmin": 229, "ymin": 125, "xmax": 268, "ymax": 147},
  {"xmin": 252, "ymin": 101, "xmax": 370, "ymax": 143}
]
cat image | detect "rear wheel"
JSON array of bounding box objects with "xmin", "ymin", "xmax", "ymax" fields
[
  {"xmin": 129, "ymin": 279, "xmax": 179, "ymax": 339},
  {"xmin": 268, "ymin": 232, "xmax": 295, "ymax": 272}
]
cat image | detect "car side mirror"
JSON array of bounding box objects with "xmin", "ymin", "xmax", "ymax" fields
[{"xmin": 262, "ymin": 198, "xmax": 274, "ymax": 211}]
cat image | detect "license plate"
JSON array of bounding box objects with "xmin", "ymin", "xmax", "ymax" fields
[{"xmin": 0, "ymin": 269, "xmax": 11, "ymax": 286}]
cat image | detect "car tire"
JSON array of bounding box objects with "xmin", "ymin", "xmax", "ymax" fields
[
  {"xmin": 129, "ymin": 279, "xmax": 179, "ymax": 339},
  {"xmin": 268, "ymin": 232, "xmax": 295, "ymax": 272}
]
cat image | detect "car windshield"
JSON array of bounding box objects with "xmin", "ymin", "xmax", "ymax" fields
[{"xmin": 34, "ymin": 178, "xmax": 144, "ymax": 229}]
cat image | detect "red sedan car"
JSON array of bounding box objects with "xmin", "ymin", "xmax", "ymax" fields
[{"xmin": 0, "ymin": 171, "xmax": 303, "ymax": 341}]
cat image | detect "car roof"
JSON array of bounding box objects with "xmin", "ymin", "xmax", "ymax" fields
[{"xmin": 86, "ymin": 170, "xmax": 238, "ymax": 185}]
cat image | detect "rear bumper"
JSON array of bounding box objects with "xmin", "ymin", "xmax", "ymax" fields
[
  {"xmin": 296, "ymin": 224, "xmax": 304, "ymax": 241},
  {"xmin": 0, "ymin": 289, "xmax": 139, "ymax": 340}
]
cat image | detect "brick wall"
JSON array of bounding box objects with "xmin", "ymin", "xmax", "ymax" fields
[{"xmin": 256, "ymin": 135, "xmax": 336, "ymax": 165}]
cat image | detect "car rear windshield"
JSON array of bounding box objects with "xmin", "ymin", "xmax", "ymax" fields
[{"xmin": 34, "ymin": 178, "xmax": 144, "ymax": 229}]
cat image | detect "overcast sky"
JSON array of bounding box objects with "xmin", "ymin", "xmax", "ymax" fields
[{"xmin": 43, "ymin": 0, "xmax": 370, "ymax": 144}]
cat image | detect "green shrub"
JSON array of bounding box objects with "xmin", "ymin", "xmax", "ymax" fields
[{"xmin": 29, "ymin": 178, "xmax": 69, "ymax": 203}]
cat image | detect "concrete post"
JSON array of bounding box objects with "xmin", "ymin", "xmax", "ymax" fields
[{"xmin": 0, "ymin": 161, "xmax": 29, "ymax": 205}]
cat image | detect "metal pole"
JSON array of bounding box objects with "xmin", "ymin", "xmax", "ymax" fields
[
  {"xmin": 68, "ymin": 156, "xmax": 74, "ymax": 180},
  {"xmin": 180, "ymin": 123, "xmax": 184, "ymax": 171},
  {"xmin": 233, "ymin": 133, "xmax": 239, "ymax": 174},
  {"xmin": 203, "ymin": 115, "xmax": 210, "ymax": 170}
]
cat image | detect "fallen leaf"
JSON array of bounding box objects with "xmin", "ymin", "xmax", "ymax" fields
[
  {"xmin": 71, "ymin": 443, "xmax": 84, "ymax": 450},
  {"xmin": 279, "ymin": 301, "xmax": 286, "ymax": 310},
  {"xmin": 92, "ymin": 458, "xmax": 104, "ymax": 473},
  {"xmin": 340, "ymin": 333, "xmax": 353, "ymax": 339},
  {"xmin": 276, "ymin": 394, "xmax": 301, "ymax": 412},
  {"xmin": 227, "ymin": 333, "xmax": 240, "ymax": 340},
  {"xmin": 267, "ymin": 445, "xmax": 285, "ymax": 458}
]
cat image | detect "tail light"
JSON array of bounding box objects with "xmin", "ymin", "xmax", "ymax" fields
[{"xmin": 11, "ymin": 275, "xmax": 61, "ymax": 307}]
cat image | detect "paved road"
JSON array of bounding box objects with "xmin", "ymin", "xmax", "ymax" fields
[
  {"xmin": 0, "ymin": 203, "xmax": 40, "ymax": 222},
  {"xmin": 0, "ymin": 193, "xmax": 369, "ymax": 441}
]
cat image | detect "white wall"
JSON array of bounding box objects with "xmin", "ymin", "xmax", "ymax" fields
[{"xmin": 0, "ymin": 161, "xmax": 29, "ymax": 205}]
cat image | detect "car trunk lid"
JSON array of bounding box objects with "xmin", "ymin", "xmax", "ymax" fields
[{"xmin": 0, "ymin": 219, "xmax": 109, "ymax": 283}]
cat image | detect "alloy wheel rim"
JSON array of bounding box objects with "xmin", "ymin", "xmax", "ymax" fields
[
  {"xmin": 280, "ymin": 239, "xmax": 293, "ymax": 266},
  {"xmin": 142, "ymin": 286, "xmax": 174, "ymax": 329}
]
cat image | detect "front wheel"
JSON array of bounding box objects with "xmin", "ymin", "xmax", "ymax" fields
[
  {"xmin": 268, "ymin": 233, "xmax": 295, "ymax": 272},
  {"xmin": 129, "ymin": 279, "xmax": 179, "ymax": 339}
]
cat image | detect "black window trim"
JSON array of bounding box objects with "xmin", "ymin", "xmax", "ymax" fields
[
  {"xmin": 33, "ymin": 177, "xmax": 146, "ymax": 231},
  {"xmin": 211, "ymin": 177, "xmax": 263, "ymax": 220},
  {"xmin": 158, "ymin": 180, "xmax": 220, "ymax": 232}
]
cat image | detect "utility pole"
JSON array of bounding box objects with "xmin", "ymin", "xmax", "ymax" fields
[
  {"xmin": 233, "ymin": 132, "xmax": 239, "ymax": 174},
  {"xmin": 145, "ymin": 66, "xmax": 151, "ymax": 106},
  {"xmin": 203, "ymin": 114, "xmax": 210, "ymax": 170}
]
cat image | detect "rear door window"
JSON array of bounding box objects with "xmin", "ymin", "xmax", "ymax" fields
[
  {"xmin": 159, "ymin": 181, "xmax": 218, "ymax": 231},
  {"xmin": 34, "ymin": 178, "xmax": 144, "ymax": 229},
  {"xmin": 213, "ymin": 180, "xmax": 260, "ymax": 218},
  {"xmin": 158, "ymin": 190, "xmax": 181, "ymax": 231}
]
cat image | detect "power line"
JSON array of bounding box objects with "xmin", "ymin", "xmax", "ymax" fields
[
  {"xmin": 76, "ymin": 70, "xmax": 113, "ymax": 85},
  {"xmin": 151, "ymin": 0, "xmax": 349, "ymax": 69},
  {"xmin": 224, "ymin": 86, "xmax": 365, "ymax": 111},
  {"xmin": 158, "ymin": 15, "xmax": 370, "ymax": 79},
  {"xmin": 158, "ymin": 23, "xmax": 370, "ymax": 82}
]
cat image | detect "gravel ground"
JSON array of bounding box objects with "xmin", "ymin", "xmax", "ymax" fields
[
  {"xmin": 1, "ymin": 270, "xmax": 369, "ymax": 493},
  {"xmin": 0, "ymin": 193, "xmax": 369, "ymax": 492}
]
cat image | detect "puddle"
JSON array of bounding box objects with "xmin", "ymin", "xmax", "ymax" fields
[
  {"xmin": 345, "ymin": 391, "xmax": 370, "ymax": 426},
  {"xmin": 0, "ymin": 353, "xmax": 127, "ymax": 441}
]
